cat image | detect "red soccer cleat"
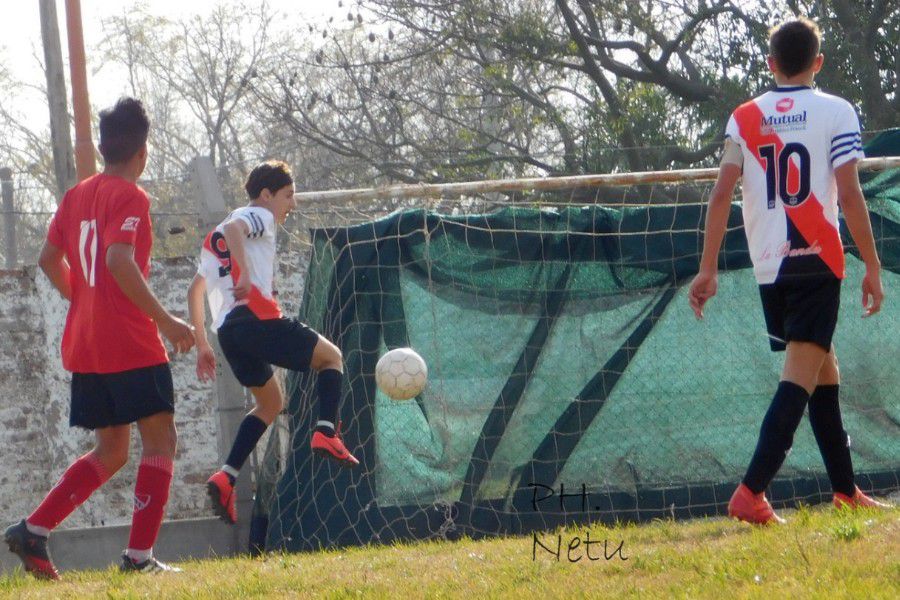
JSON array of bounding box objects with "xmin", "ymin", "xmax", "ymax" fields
[
  {"xmin": 727, "ymin": 483, "xmax": 786, "ymax": 525},
  {"xmin": 311, "ymin": 422, "xmax": 359, "ymax": 468},
  {"xmin": 4, "ymin": 520, "xmax": 60, "ymax": 580},
  {"xmin": 833, "ymin": 486, "xmax": 893, "ymax": 510},
  {"xmin": 206, "ymin": 471, "xmax": 237, "ymax": 525}
]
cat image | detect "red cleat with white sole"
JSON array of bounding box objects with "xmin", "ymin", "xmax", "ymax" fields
[
  {"xmin": 727, "ymin": 483, "xmax": 786, "ymax": 525},
  {"xmin": 833, "ymin": 486, "xmax": 893, "ymax": 510},
  {"xmin": 311, "ymin": 422, "xmax": 359, "ymax": 468}
]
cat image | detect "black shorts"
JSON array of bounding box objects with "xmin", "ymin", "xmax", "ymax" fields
[
  {"xmin": 70, "ymin": 363, "xmax": 174, "ymax": 430},
  {"xmin": 217, "ymin": 306, "xmax": 320, "ymax": 388},
  {"xmin": 758, "ymin": 276, "xmax": 841, "ymax": 352}
]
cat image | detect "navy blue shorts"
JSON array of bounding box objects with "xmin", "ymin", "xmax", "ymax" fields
[
  {"xmin": 758, "ymin": 276, "xmax": 841, "ymax": 352},
  {"xmin": 217, "ymin": 306, "xmax": 320, "ymax": 387},
  {"xmin": 70, "ymin": 363, "xmax": 174, "ymax": 430}
]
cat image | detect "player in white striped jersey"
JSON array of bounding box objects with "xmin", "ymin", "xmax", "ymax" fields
[
  {"xmin": 187, "ymin": 161, "xmax": 359, "ymax": 526},
  {"xmin": 689, "ymin": 18, "xmax": 890, "ymax": 524}
]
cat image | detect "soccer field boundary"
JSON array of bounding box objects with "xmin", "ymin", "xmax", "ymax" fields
[
  {"xmin": 0, "ymin": 518, "xmax": 233, "ymax": 576},
  {"xmin": 2, "ymin": 503, "xmax": 898, "ymax": 598}
]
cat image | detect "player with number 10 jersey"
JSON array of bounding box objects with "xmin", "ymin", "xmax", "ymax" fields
[
  {"xmin": 689, "ymin": 18, "xmax": 889, "ymax": 526},
  {"xmin": 724, "ymin": 83, "xmax": 864, "ymax": 284}
]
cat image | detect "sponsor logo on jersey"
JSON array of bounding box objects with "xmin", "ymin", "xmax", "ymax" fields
[
  {"xmin": 121, "ymin": 216, "xmax": 141, "ymax": 232},
  {"xmin": 776, "ymin": 97, "xmax": 794, "ymax": 112},
  {"xmin": 760, "ymin": 110, "xmax": 807, "ymax": 134}
]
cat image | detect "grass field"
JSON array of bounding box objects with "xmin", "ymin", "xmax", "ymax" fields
[{"xmin": 1, "ymin": 503, "xmax": 897, "ymax": 599}]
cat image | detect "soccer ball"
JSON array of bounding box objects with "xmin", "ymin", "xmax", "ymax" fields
[{"xmin": 375, "ymin": 347, "xmax": 428, "ymax": 400}]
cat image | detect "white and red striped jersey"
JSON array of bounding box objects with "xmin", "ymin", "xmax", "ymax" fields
[
  {"xmin": 724, "ymin": 86, "xmax": 864, "ymax": 284},
  {"xmin": 198, "ymin": 205, "xmax": 282, "ymax": 331}
]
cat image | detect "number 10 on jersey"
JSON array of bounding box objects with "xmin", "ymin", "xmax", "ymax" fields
[{"xmin": 758, "ymin": 142, "xmax": 811, "ymax": 209}]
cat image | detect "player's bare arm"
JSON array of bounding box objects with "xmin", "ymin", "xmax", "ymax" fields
[
  {"xmin": 187, "ymin": 273, "xmax": 216, "ymax": 382},
  {"xmin": 106, "ymin": 243, "xmax": 195, "ymax": 353},
  {"xmin": 37, "ymin": 240, "xmax": 72, "ymax": 301},
  {"xmin": 221, "ymin": 219, "xmax": 252, "ymax": 300},
  {"xmin": 834, "ymin": 160, "xmax": 884, "ymax": 317},
  {"xmin": 689, "ymin": 162, "xmax": 741, "ymax": 319}
]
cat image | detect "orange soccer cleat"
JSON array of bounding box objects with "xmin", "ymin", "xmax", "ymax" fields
[
  {"xmin": 833, "ymin": 486, "xmax": 893, "ymax": 510},
  {"xmin": 311, "ymin": 422, "xmax": 359, "ymax": 468},
  {"xmin": 206, "ymin": 471, "xmax": 237, "ymax": 525},
  {"xmin": 727, "ymin": 483, "xmax": 786, "ymax": 525}
]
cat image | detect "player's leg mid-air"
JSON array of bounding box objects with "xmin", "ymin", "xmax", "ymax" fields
[{"xmin": 203, "ymin": 331, "xmax": 356, "ymax": 525}]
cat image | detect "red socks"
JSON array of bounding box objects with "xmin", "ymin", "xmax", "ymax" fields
[
  {"xmin": 27, "ymin": 453, "xmax": 111, "ymax": 533},
  {"xmin": 26, "ymin": 451, "xmax": 174, "ymax": 553},
  {"xmin": 127, "ymin": 455, "xmax": 174, "ymax": 552}
]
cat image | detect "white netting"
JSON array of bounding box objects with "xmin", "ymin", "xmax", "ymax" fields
[{"xmin": 248, "ymin": 161, "xmax": 900, "ymax": 552}]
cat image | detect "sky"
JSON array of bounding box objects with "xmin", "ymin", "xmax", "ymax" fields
[{"xmin": 0, "ymin": 0, "xmax": 351, "ymax": 128}]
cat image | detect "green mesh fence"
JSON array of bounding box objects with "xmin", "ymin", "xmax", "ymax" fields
[{"xmin": 252, "ymin": 131, "xmax": 900, "ymax": 553}]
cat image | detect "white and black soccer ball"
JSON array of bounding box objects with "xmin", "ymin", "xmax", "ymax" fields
[{"xmin": 375, "ymin": 347, "xmax": 428, "ymax": 400}]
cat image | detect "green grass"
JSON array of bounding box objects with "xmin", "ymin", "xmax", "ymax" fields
[{"xmin": 2, "ymin": 505, "xmax": 898, "ymax": 599}]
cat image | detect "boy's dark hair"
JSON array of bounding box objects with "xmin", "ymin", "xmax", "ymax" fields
[
  {"xmin": 769, "ymin": 18, "xmax": 821, "ymax": 78},
  {"xmin": 245, "ymin": 161, "xmax": 294, "ymax": 199},
  {"xmin": 98, "ymin": 97, "xmax": 150, "ymax": 164}
]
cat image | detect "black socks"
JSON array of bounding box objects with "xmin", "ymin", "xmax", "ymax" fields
[
  {"xmin": 315, "ymin": 369, "xmax": 342, "ymax": 436},
  {"xmin": 808, "ymin": 384, "xmax": 855, "ymax": 497},
  {"xmin": 224, "ymin": 415, "xmax": 269, "ymax": 482},
  {"xmin": 743, "ymin": 381, "xmax": 810, "ymax": 494}
]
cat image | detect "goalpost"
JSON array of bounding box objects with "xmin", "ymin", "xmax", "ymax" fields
[{"xmin": 251, "ymin": 156, "xmax": 900, "ymax": 553}]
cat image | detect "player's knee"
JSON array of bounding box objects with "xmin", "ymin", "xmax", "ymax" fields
[
  {"xmin": 321, "ymin": 341, "xmax": 341, "ymax": 364},
  {"xmin": 259, "ymin": 393, "xmax": 283, "ymax": 417},
  {"xmin": 168, "ymin": 425, "xmax": 179, "ymax": 456},
  {"xmin": 828, "ymin": 354, "xmax": 840, "ymax": 379},
  {"xmin": 313, "ymin": 339, "xmax": 343, "ymax": 372},
  {"xmin": 95, "ymin": 448, "xmax": 128, "ymax": 474},
  {"xmin": 152, "ymin": 422, "xmax": 178, "ymax": 458}
]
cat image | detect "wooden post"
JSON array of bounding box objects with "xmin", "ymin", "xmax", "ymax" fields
[
  {"xmin": 38, "ymin": 0, "xmax": 76, "ymax": 198},
  {"xmin": 191, "ymin": 156, "xmax": 250, "ymax": 554},
  {"xmin": 292, "ymin": 156, "xmax": 900, "ymax": 203},
  {"xmin": 64, "ymin": 0, "xmax": 96, "ymax": 181},
  {"xmin": 1, "ymin": 168, "xmax": 15, "ymax": 268}
]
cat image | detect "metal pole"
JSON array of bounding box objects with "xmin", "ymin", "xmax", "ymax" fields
[
  {"xmin": 1, "ymin": 168, "xmax": 17, "ymax": 269},
  {"xmin": 191, "ymin": 156, "xmax": 250, "ymax": 555},
  {"xmin": 64, "ymin": 0, "xmax": 96, "ymax": 181}
]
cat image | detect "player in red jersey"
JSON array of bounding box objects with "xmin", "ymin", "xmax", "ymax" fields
[
  {"xmin": 690, "ymin": 19, "xmax": 890, "ymax": 525},
  {"xmin": 3, "ymin": 98, "xmax": 195, "ymax": 578}
]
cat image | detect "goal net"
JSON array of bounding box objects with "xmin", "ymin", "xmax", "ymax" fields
[{"xmin": 252, "ymin": 135, "xmax": 900, "ymax": 553}]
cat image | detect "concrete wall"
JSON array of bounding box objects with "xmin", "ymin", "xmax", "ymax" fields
[{"xmin": 0, "ymin": 250, "xmax": 307, "ymax": 532}]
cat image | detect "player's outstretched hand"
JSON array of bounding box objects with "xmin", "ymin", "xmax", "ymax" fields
[
  {"xmin": 688, "ymin": 271, "xmax": 718, "ymax": 320},
  {"xmin": 232, "ymin": 273, "xmax": 252, "ymax": 301},
  {"xmin": 861, "ymin": 269, "xmax": 884, "ymax": 318},
  {"xmin": 196, "ymin": 343, "xmax": 216, "ymax": 382},
  {"xmin": 161, "ymin": 315, "xmax": 196, "ymax": 354}
]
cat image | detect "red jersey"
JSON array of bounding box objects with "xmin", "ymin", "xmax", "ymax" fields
[{"xmin": 47, "ymin": 174, "xmax": 168, "ymax": 373}]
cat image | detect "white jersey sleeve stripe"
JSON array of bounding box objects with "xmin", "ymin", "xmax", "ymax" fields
[
  {"xmin": 251, "ymin": 213, "xmax": 265, "ymax": 237},
  {"xmin": 831, "ymin": 132, "xmax": 861, "ymax": 143},
  {"xmin": 831, "ymin": 145, "xmax": 863, "ymax": 162},
  {"xmin": 831, "ymin": 139, "xmax": 861, "ymax": 153}
]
